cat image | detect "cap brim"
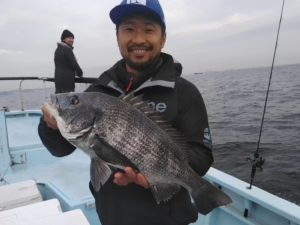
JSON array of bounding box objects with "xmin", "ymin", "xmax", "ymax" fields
[{"xmin": 110, "ymin": 4, "xmax": 164, "ymax": 27}]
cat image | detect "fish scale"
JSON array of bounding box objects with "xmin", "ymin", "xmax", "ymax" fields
[
  {"xmin": 91, "ymin": 97, "xmax": 223, "ymax": 200},
  {"xmin": 46, "ymin": 91, "xmax": 232, "ymax": 215}
]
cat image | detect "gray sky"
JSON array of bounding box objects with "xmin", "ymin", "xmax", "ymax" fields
[{"xmin": 0, "ymin": 0, "xmax": 300, "ymax": 82}]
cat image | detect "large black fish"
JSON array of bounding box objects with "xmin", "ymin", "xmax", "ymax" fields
[{"xmin": 45, "ymin": 92, "xmax": 231, "ymax": 214}]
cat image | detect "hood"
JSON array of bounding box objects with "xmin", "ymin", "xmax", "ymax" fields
[
  {"xmin": 107, "ymin": 52, "xmax": 182, "ymax": 82},
  {"xmin": 88, "ymin": 53, "xmax": 182, "ymax": 95}
]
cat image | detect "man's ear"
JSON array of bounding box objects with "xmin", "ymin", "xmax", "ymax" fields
[
  {"xmin": 161, "ymin": 32, "xmax": 166, "ymax": 48},
  {"xmin": 116, "ymin": 29, "xmax": 122, "ymax": 49}
]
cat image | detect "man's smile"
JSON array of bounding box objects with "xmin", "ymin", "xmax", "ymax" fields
[{"xmin": 129, "ymin": 46, "xmax": 152, "ymax": 53}]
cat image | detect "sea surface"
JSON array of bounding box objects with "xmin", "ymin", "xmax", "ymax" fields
[{"xmin": 1, "ymin": 63, "xmax": 299, "ymax": 205}]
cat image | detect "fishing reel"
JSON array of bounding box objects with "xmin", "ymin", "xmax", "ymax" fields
[{"xmin": 246, "ymin": 153, "xmax": 265, "ymax": 189}]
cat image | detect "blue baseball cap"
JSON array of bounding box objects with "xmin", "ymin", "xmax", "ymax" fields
[{"xmin": 110, "ymin": 0, "xmax": 166, "ymax": 30}]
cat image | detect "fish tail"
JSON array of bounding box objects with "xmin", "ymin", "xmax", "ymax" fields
[{"xmin": 189, "ymin": 176, "xmax": 232, "ymax": 215}]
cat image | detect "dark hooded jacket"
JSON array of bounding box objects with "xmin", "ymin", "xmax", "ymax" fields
[
  {"xmin": 54, "ymin": 42, "xmax": 83, "ymax": 93},
  {"xmin": 38, "ymin": 53, "xmax": 213, "ymax": 225}
]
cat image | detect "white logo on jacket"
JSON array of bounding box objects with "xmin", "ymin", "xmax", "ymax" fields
[
  {"xmin": 127, "ymin": 0, "xmax": 146, "ymax": 5},
  {"xmin": 148, "ymin": 102, "xmax": 167, "ymax": 113}
]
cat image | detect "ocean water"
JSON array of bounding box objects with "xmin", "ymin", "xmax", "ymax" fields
[
  {"xmin": 1, "ymin": 63, "xmax": 299, "ymax": 205},
  {"xmin": 186, "ymin": 63, "xmax": 300, "ymax": 205}
]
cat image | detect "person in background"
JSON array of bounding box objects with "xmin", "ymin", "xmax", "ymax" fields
[
  {"xmin": 39, "ymin": 0, "xmax": 213, "ymax": 224},
  {"xmin": 54, "ymin": 29, "xmax": 83, "ymax": 93}
]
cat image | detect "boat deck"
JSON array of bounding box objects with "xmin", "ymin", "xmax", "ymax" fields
[
  {"xmin": 4, "ymin": 111, "xmax": 90, "ymax": 201},
  {"xmin": 1, "ymin": 111, "xmax": 99, "ymax": 224},
  {"xmin": 5, "ymin": 151, "xmax": 91, "ymax": 202}
]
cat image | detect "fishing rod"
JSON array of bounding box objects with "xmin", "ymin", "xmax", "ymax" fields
[{"xmin": 247, "ymin": 0, "xmax": 286, "ymax": 189}]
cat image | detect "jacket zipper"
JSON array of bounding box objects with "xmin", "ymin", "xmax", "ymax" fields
[{"xmin": 125, "ymin": 76, "xmax": 134, "ymax": 94}]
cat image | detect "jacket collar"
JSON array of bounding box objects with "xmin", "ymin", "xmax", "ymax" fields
[
  {"xmin": 57, "ymin": 41, "xmax": 74, "ymax": 49},
  {"xmin": 94, "ymin": 53, "xmax": 182, "ymax": 94}
]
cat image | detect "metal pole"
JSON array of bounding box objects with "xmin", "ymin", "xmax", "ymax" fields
[{"xmin": 18, "ymin": 80, "xmax": 24, "ymax": 111}]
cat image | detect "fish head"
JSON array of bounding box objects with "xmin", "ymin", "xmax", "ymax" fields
[{"xmin": 44, "ymin": 92, "xmax": 102, "ymax": 140}]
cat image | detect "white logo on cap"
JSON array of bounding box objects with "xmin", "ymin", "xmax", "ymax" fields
[{"xmin": 127, "ymin": 0, "xmax": 146, "ymax": 5}]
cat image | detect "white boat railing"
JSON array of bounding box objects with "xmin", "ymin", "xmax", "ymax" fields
[
  {"xmin": 0, "ymin": 111, "xmax": 10, "ymax": 184},
  {"xmin": 0, "ymin": 76, "xmax": 97, "ymax": 111}
]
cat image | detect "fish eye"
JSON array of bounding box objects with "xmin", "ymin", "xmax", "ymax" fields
[{"xmin": 69, "ymin": 95, "xmax": 79, "ymax": 105}]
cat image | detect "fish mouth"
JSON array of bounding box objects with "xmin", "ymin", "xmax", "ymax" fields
[
  {"xmin": 45, "ymin": 95, "xmax": 95, "ymax": 140},
  {"xmin": 50, "ymin": 94, "xmax": 57, "ymax": 104},
  {"xmin": 44, "ymin": 102, "xmax": 58, "ymax": 117},
  {"xmin": 50, "ymin": 94, "xmax": 59, "ymax": 108},
  {"xmin": 44, "ymin": 102, "xmax": 90, "ymax": 140}
]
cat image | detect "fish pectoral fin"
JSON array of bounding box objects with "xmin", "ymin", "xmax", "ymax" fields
[
  {"xmin": 91, "ymin": 135, "xmax": 137, "ymax": 170},
  {"xmin": 90, "ymin": 158, "xmax": 112, "ymax": 192},
  {"xmin": 106, "ymin": 162, "xmax": 126, "ymax": 172},
  {"xmin": 150, "ymin": 183, "xmax": 181, "ymax": 204}
]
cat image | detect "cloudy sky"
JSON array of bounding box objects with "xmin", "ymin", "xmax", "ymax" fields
[{"xmin": 0, "ymin": 0, "xmax": 300, "ymax": 82}]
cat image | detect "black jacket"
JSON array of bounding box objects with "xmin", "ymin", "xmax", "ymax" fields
[
  {"xmin": 54, "ymin": 42, "xmax": 83, "ymax": 93},
  {"xmin": 39, "ymin": 53, "xmax": 213, "ymax": 225}
]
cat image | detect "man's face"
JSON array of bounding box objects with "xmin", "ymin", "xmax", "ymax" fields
[
  {"xmin": 117, "ymin": 15, "xmax": 166, "ymax": 71},
  {"xmin": 64, "ymin": 37, "xmax": 74, "ymax": 47}
]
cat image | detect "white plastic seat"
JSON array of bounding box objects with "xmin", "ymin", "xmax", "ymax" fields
[
  {"xmin": 0, "ymin": 199, "xmax": 62, "ymax": 225},
  {"xmin": 24, "ymin": 209, "xmax": 90, "ymax": 225},
  {"xmin": 0, "ymin": 180, "xmax": 42, "ymax": 211}
]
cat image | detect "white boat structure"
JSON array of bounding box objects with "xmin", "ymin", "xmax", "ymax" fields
[
  {"xmin": 1, "ymin": 60, "xmax": 300, "ymax": 225},
  {"xmin": 1, "ymin": 108, "xmax": 300, "ymax": 225}
]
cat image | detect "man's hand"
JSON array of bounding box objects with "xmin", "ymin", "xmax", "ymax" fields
[
  {"xmin": 41, "ymin": 105, "xmax": 58, "ymax": 130},
  {"xmin": 113, "ymin": 167, "xmax": 149, "ymax": 189}
]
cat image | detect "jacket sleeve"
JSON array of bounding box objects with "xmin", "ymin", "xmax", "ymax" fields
[
  {"xmin": 65, "ymin": 48, "xmax": 83, "ymax": 77},
  {"xmin": 176, "ymin": 79, "xmax": 213, "ymax": 176},
  {"xmin": 38, "ymin": 116, "xmax": 76, "ymax": 157}
]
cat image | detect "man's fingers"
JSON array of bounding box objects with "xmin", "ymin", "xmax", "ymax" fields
[
  {"xmin": 113, "ymin": 167, "xmax": 149, "ymax": 189},
  {"xmin": 113, "ymin": 172, "xmax": 130, "ymax": 186},
  {"xmin": 125, "ymin": 167, "xmax": 137, "ymax": 181},
  {"xmin": 136, "ymin": 173, "xmax": 149, "ymax": 189}
]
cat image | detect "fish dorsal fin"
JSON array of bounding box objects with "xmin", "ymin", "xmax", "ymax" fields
[
  {"xmin": 120, "ymin": 93, "xmax": 189, "ymax": 156},
  {"xmin": 121, "ymin": 92, "xmax": 152, "ymax": 114}
]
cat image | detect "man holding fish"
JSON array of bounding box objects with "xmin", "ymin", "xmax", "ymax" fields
[{"xmin": 39, "ymin": 1, "xmax": 231, "ymax": 225}]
